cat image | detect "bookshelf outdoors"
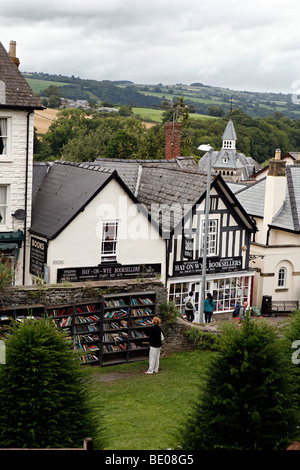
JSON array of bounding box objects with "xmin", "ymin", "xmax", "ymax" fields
[
  {"xmin": 100, "ymin": 292, "xmax": 156, "ymax": 366},
  {"xmin": 0, "ymin": 290, "xmax": 157, "ymax": 367}
]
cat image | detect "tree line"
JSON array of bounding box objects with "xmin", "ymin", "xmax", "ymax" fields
[{"xmin": 34, "ymin": 106, "xmax": 300, "ymax": 165}]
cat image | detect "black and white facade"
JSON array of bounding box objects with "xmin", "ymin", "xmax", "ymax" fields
[
  {"xmin": 166, "ymin": 174, "xmax": 257, "ymax": 319},
  {"xmin": 90, "ymin": 159, "xmax": 257, "ymax": 320}
]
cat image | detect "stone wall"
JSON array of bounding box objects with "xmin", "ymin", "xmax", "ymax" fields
[
  {"xmin": 0, "ymin": 278, "xmax": 167, "ymax": 310},
  {"xmin": 0, "ymin": 279, "xmax": 219, "ymax": 358},
  {"xmin": 162, "ymin": 316, "xmax": 194, "ymax": 354}
]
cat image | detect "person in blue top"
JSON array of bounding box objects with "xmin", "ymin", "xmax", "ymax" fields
[{"xmin": 204, "ymin": 293, "xmax": 215, "ymax": 323}]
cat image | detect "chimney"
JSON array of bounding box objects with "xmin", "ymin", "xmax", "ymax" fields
[
  {"xmin": 9, "ymin": 41, "xmax": 20, "ymax": 68},
  {"xmin": 268, "ymin": 148, "xmax": 286, "ymax": 176},
  {"xmin": 164, "ymin": 121, "xmax": 181, "ymax": 160},
  {"xmin": 274, "ymin": 148, "xmax": 281, "ymax": 160},
  {"xmin": 261, "ymin": 148, "xmax": 287, "ymax": 242}
]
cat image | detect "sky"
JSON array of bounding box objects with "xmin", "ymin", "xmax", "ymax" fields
[{"xmin": 1, "ymin": 0, "xmax": 300, "ymax": 95}]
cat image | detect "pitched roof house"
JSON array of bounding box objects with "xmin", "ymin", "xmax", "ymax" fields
[
  {"xmin": 234, "ymin": 151, "xmax": 300, "ymax": 310},
  {"xmin": 0, "ymin": 41, "xmax": 42, "ymax": 285}
]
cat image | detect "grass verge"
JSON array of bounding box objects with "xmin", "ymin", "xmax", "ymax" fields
[{"xmin": 85, "ymin": 350, "xmax": 213, "ymax": 450}]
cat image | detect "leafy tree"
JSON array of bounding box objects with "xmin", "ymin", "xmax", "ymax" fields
[
  {"xmin": 179, "ymin": 316, "xmax": 299, "ymax": 450},
  {"xmin": 104, "ymin": 128, "xmax": 140, "ymax": 159},
  {"xmin": 48, "ymin": 95, "xmax": 62, "ymax": 109},
  {"xmin": 0, "ymin": 319, "xmax": 100, "ymax": 449},
  {"xmin": 118, "ymin": 105, "xmax": 132, "ymax": 116},
  {"xmin": 42, "ymin": 85, "xmax": 63, "ymax": 98}
]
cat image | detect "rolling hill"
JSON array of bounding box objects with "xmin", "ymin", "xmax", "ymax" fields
[{"xmin": 24, "ymin": 72, "xmax": 300, "ymax": 119}]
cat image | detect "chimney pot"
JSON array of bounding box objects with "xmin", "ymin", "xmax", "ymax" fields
[
  {"xmin": 275, "ymin": 148, "xmax": 281, "ymax": 160},
  {"xmin": 8, "ymin": 40, "xmax": 20, "ymax": 68}
]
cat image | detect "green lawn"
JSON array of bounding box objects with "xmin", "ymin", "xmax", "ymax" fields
[{"xmin": 85, "ymin": 350, "xmax": 213, "ymax": 450}]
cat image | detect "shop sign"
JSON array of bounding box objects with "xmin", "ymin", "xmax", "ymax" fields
[
  {"xmin": 57, "ymin": 263, "xmax": 161, "ymax": 283},
  {"xmin": 173, "ymin": 256, "xmax": 242, "ymax": 277},
  {"xmin": 29, "ymin": 236, "xmax": 48, "ymax": 277},
  {"xmin": 183, "ymin": 236, "xmax": 194, "ymax": 259}
]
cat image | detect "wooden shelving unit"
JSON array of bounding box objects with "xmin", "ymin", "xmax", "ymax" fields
[
  {"xmin": 0, "ymin": 291, "xmax": 156, "ymax": 367},
  {"xmin": 100, "ymin": 292, "xmax": 156, "ymax": 366}
]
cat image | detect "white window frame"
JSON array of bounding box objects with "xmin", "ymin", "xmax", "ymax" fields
[
  {"xmin": 101, "ymin": 220, "xmax": 119, "ymax": 263},
  {"xmin": 0, "ymin": 185, "xmax": 9, "ymax": 226},
  {"xmin": 278, "ymin": 267, "xmax": 287, "ymax": 288},
  {"xmin": 0, "ymin": 118, "xmax": 11, "ymax": 159},
  {"xmin": 201, "ymin": 219, "xmax": 218, "ymax": 257}
]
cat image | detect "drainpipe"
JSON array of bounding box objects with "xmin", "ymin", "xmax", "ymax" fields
[{"xmin": 22, "ymin": 110, "xmax": 33, "ymax": 285}]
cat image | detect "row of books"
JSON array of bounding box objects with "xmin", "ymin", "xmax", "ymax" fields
[
  {"xmin": 74, "ymin": 323, "xmax": 99, "ymax": 334},
  {"xmin": 52, "ymin": 316, "xmax": 72, "ymax": 328},
  {"xmin": 131, "ymin": 317, "xmax": 153, "ymax": 326},
  {"xmin": 103, "ymin": 330, "xmax": 147, "ymax": 342},
  {"xmin": 102, "ymin": 343, "xmax": 127, "ymax": 353},
  {"xmin": 104, "ymin": 309, "xmax": 128, "ymax": 319},
  {"xmin": 46, "ymin": 307, "xmax": 73, "ymax": 317},
  {"xmin": 74, "ymin": 342, "xmax": 100, "ymax": 353},
  {"xmin": 103, "ymin": 320, "xmax": 128, "ymax": 330},
  {"xmin": 104, "ymin": 299, "xmax": 126, "ymax": 307},
  {"xmin": 131, "ymin": 297, "xmax": 154, "ymax": 305},
  {"xmin": 75, "ymin": 304, "xmax": 98, "ymax": 313},
  {"xmin": 79, "ymin": 353, "xmax": 99, "ymax": 363},
  {"xmin": 103, "ymin": 331, "xmax": 128, "ymax": 342},
  {"xmin": 130, "ymin": 307, "xmax": 152, "ymax": 317},
  {"xmin": 102, "ymin": 342, "xmax": 147, "ymax": 353},
  {"xmin": 74, "ymin": 315, "xmax": 100, "ymax": 324}
]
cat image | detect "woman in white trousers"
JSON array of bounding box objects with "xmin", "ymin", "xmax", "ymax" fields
[{"xmin": 145, "ymin": 317, "xmax": 162, "ymax": 375}]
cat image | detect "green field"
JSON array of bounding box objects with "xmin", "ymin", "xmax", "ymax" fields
[
  {"xmin": 132, "ymin": 107, "xmax": 216, "ymax": 123},
  {"xmin": 86, "ymin": 349, "xmax": 212, "ymax": 450},
  {"xmin": 25, "ymin": 78, "xmax": 64, "ymax": 94}
]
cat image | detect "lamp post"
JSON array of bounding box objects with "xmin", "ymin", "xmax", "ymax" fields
[{"xmin": 197, "ymin": 144, "xmax": 214, "ymax": 323}]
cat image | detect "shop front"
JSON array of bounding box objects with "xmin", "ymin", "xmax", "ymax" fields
[{"xmin": 168, "ymin": 270, "xmax": 254, "ymax": 320}]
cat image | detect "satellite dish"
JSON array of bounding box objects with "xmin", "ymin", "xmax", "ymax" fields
[{"xmin": 13, "ymin": 209, "xmax": 26, "ymax": 220}]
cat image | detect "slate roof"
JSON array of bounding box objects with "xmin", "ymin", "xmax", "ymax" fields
[
  {"xmin": 271, "ymin": 166, "xmax": 300, "ymax": 232},
  {"xmin": 235, "ymin": 165, "xmax": 300, "ymax": 233},
  {"xmin": 222, "ymin": 119, "xmax": 237, "ymax": 141},
  {"xmin": 0, "ymin": 41, "xmax": 42, "ymax": 109},
  {"xmin": 198, "ymin": 150, "xmax": 259, "ymax": 179},
  {"xmin": 93, "ymin": 157, "xmax": 198, "ymax": 195},
  {"xmin": 93, "ymin": 157, "xmax": 207, "ymax": 231},
  {"xmin": 234, "ymin": 178, "xmax": 266, "ymax": 218},
  {"xmin": 31, "ymin": 158, "xmax": 256, "ymax": 239},
  {"xmin": 31, "ymin": 161, "xmax": 115, "ymax": 239}
]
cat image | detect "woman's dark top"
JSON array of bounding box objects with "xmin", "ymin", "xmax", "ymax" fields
[{"xmin": 147, "ymin": 324, "xmax": 162, "ymax": 348}]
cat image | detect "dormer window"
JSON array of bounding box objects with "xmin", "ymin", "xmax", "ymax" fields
[{"xmin": 223, "ymin": 157, "xmax": 228, "ymax": 164}]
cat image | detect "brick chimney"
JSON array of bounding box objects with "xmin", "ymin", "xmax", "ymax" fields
[
  {"xmin": 9, "ymin": 41, "xmax": 20, "ymax": 68},
  {"xmin": 164, "ymin": 121, "xmax": 181, "ymax": 160}
]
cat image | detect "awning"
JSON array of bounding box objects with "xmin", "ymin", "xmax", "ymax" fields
[{"xmin": 0, "ymin": 230, "xmax": 24, "ymax": 259}]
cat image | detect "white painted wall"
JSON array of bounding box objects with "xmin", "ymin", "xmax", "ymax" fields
[
  {"xmin": 0, "ymin": 109, "xmax": 34, "ymax": 285},
  {"xmin": 43, "ymin": 178, "xmax": 166, "ymax": 284}
]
